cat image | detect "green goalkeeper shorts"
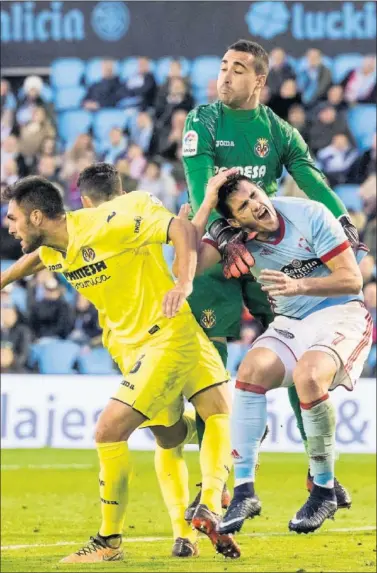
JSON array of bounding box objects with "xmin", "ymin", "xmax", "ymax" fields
[{"xmin": 188, "ymin": 264, "xmax": 274, "ymax": 340}]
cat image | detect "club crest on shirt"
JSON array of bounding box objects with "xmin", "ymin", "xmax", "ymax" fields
[
  {"xmin": 200, "ymin": 309, "xmax": 216, "ymax": 329},
  {"xmin": 254, "ymin": 138, "xmax": 270, "ymax": 158},
  {"xmin": 82, "ymin": 247, "xmax": 96, "ymax": 262}
]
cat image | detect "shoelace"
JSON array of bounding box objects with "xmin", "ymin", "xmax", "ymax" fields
[{"xmin": 75, "ymin": 537, "xmax": 104, "ymax": 556}]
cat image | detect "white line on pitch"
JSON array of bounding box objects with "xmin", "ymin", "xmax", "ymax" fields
[
  {"xmin": 1, "ymin": 464, "xmax": 94, "ymax": 470},
  {"xmin": 2, "ymin": 526, "xmax": 375, "ymax": 551}
]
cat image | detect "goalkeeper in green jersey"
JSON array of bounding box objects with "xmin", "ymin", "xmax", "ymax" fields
[{"xmin": 182, "ymin": 39, "xmax": 365, "ymax": 519}]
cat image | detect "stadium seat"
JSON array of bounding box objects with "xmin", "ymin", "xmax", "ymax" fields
[
  {"xmin": 85, "ymin": 58, "xmax": 120, "ymax": 86},
  {"xmin": 192, "ymin": 87, "xmax": 209, "ymax": 105},
  {"xmin": 51, "ymin": 58, "xmax": 85, "ymax": 88},
  {"xmin": 119, "ymin": 57, "xmax": 156, "ymax": 82},
  {"xmin": 58, "ymin": 110, "xmax": 93, "ymax": 146},
  {"xmin": 332, "ymin": 53, "xmax": 363, "ymax": 84},
  {"xmin": 154, "ymin": 57, "xmax": 191, "ymax": 85},
  {"xmin": 92, "ymin": 108, "xmax": 129, "ymax": 141},
  {"xmin": 334, "ymin": 185, "xmax": 362, "ymax": 212},
  {"xmin": 190, "ymin": 56, "xmax": 221, "ymax": 89},
  {"xmin": 77, "ymin": 347, "xmax": 116, "ymax": 375},
  {"xmin": 54, "ymin": 86, "xmax": 86, "ymax": 111},
  {"xmin": 347, "ymin": 105, "xmax": 376, "ymax": 151},
  {"xmin": 29, "ymin": 340, "xmax": 80, "ymax": 374}
]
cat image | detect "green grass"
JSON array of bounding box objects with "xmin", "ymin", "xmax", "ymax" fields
[{"xmin": 1, "ymin": 449, "xmax": 376, "ymax": 572}]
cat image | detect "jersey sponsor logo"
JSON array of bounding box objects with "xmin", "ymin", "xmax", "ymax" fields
[
  {"xmin": 107, "ymin": 211, "xmax": 116, "ymax": 223},
  {"xmin": 121, "ymin": 379, "xmax": 135, "ymax": 390},
  {"xmin": 182, "ymin": 130, "xmax": 198, "ymax": 157},
  {"xmin": 47, "ymin": 264, "xmax": 62, "ymax": 271},
  {"xmin": 200, "ymin": 309, "xmax": 216, "ymax": 329},
  {"xmin": 273, "ymin": 327, "xmax": 295, "ymax": 339},
  {"xmin": 216, "ymin": 140, "xmax": 235, "ymax": 147},
  {"xmin": 214, "ymin": 165, "xmax": 267, "ymax": 179},
  {"xmin": 64, "ymin": 260, "xmax": 107, "ymax": 282},
  {"xmin": 281, "ymin": 257, "xmax": 322, "ymax": 279},
  {"xmin": 134, "ymin": 216, "xmax": 142, "ymax": 234},
  {"xmin": 82, "ymin": 247, "xmax": 96, "ymax": 263},
  {"xmin": 254, "ymin": 138, "xmax": 270, "ymax": 158}
]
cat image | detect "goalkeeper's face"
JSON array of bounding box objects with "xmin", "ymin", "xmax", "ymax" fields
[
  {"xmin": 226, "ymin": 181, "xmax": 279, "ymax": 234},
  {"xmin": 218, "ymin": 50, "xmax": 266, "ymax": 109}
]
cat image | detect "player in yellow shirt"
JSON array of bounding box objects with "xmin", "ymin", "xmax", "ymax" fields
[{"xmin": 3, "ymin": 171, "xmax": 240, "ymax": 561}]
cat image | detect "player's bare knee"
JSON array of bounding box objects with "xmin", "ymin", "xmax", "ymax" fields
[
  {"xmin": 237, "ymin": 348, "xmax": 284, "ymax": 391},
  {"xmin": 293, "ymin": 363, "xmax": 325, "ymax": 397},
  {"xmin": 191, "ymin": 383, "xmax": 230, "ymax": 421},
  {"xmin": 151, "ymin": 420, "xmax": 187, "ymax": 449}
]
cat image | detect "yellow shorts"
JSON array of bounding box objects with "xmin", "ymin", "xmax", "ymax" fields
[{"xmin": 108, "ymin": 314, "xmax": 228, "ymax": 428}]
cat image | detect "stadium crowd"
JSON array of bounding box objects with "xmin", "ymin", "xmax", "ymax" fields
[{"xmin": 1, "ymin": 48, "xmax": 376, "ymax": 376}]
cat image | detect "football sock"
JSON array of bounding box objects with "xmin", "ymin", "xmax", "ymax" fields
[
  {"xmin": 200, "ymin": 413, "xmax": 231, "ymax": 515},
  {"xmin": 96, "ymin": 441, "xmax": 131, "ymax": 537},
  {"xmin": 195, "ymin": 340, "xmax": 228, "ymax": 449},
  {"xmin": 154, "ymin": 412, "xmax": 197, "ymax": 542},
  {"xmin": 300, "ymin": 395, "xmax": 336, "ymax": 489},
  {"xmin": 232, "ymin": 384, "xmax": 267, "ymax": 487},
  {"xmin": 288, "ymin": 386, "xmax": 312, "ymax": 472}
]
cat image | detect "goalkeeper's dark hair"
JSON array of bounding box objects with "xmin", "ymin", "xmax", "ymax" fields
[
  {"xmin": 77, "ymin": 162, "xmax": 122, "ymax": 203},
  {"xmin": 228, "ymin": 39, "xmax": 269, "ymax": 76},
  {"xmin": 217, "ymin": 174, "xmax": 256, "ymax": 219},
  {"xmin": 2, "ymin": 176, "xmax": 64, "ymax": 219}
]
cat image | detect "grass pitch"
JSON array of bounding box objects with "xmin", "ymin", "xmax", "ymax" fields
[{"xmin": 1, "ymin": 449, "xmax": 376, "ymax": 572}]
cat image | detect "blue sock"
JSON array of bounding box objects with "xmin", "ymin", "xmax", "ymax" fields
[{"xmin": 231, "ymin": 383, "xmax": 267, "ymax": 488}]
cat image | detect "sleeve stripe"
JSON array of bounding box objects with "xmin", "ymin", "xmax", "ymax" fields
[
  {"xmin": 166, "ymin": 217, "xmax": 175, "ymax": 243},
  {"xmin": 320, "ymin": 240, "xmax": 350, "ymax": 263},
  {"xmin": 202, "ymin": 237, "xmax": 221, "ymax": 253}
]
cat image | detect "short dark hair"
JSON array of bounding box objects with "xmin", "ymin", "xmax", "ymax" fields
[
  {"xmin": 228, "ymin": 39, "xmax": 269, "ymax": 76},
  {"xmin": 217, "ymin": 174, "xmax": 255, "ymax": 219},
  {"xmin": 2, "ymin": 176, "xmax": 64, "ymax": 218},
  {"xmin": 77, "ymin": 163, "xmax": 122, "ymax": 203}
]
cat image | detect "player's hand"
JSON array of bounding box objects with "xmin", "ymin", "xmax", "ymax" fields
[
  {"xmin": 204, "ymin": 168, "xmax": 239, "ymax": 209},
  {"xmin": 259, "ymin": 270, "xmax": 302, "ymax": 297},
  {"xmin": 162, "ymin": 281, "xmax": 193, "ymax": 318},
  {"xmin": 223, "ymin": 234, "xmax": 256, "ymax": 279},
  {"xmin": 178, "ymin": 203, "xmax": 191, "ymax": 220}
]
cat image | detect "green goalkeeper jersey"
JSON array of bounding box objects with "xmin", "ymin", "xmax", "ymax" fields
[{"xmin": 182, "ymin": 101, "xmax": 347, "ymax": 227}]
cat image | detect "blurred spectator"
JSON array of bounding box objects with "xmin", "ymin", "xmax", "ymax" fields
[
  {"xmin": 157, "ymin": 109, "xmax": 187, "ymax": 161},
  {"xmin": 342, "ymin": 55, "xmax": 376, "ymax": 105},
  {"xmin": 29, "ymin": 277, "xmax": 74, "ymax": 340},
  {"xmin": 40, "ymin": 136, "xmax": 61, "ymax": 165},
  {"xmin": 127, "ymin": 143, "xmax": 147, "ymax": 179},
  {"xmin": 287, "ymin": 104, "xmax": 309, "ymax": 141},
  {"xmin": 36, "ymin": 156, "xmax": 64, "ymax": 194},
  {"xmin": 116, "ymin": 158, "xmax": 138, "ymax": 193},
  {"xmin": 60, "ymin": 134, "xmax": 97, "ymax": 182},
  {"xmin": 155, "ymin": 77, "xmax": 194, "ymax": 129},
  {"xmin": 349, "ymin": 133, "xmax": 376, "ymax": 184},
  {"xmin": 1, "ymin": 301, "xmax": 31, "ymax": 373},
  {"xmin": 316, "ymin": 133, "xmax": 359, "ymax": 187},
  {"xmin": 83, "ymin": 60, "xmax": 122, "ymax": 110},
  {"xmin": 0, "ymin": 204, "xmax": 23, "ymax": 261},
  {"xmin": 1, "ymin": 79, "xmax": 16, "ymax": 140},
  {"xmin": 158, "ymin": 59, "xmax": 189, "ymax": 97},
  {"xmin": 1, "ymin": 158, "xmax": 18, "ymax": 186},
  {"xmin": 64, "ymin": 156, "xmax": 94, "ymax": 210},
  {"xmin": 267, "ymin": 48, "xmax": 296, "ymax": 96},
  {"xmin": 16, "ymin": 75, "xmax": 54, "ymax": 127},
  {"xmin": 138, "ymin": 159, "xmax": 178, "ymax": 212},
  {"xmin": 69, "ymin": 294, "xmax": 102, "ymax": 346},
  {"xmin": 297, "ymin": 49, "xmax": 332, "ymax": 108},
  {"xmin": 101, "ymin": 127, "xmax": 129, "ymax": 164},
  {"xmin": 129, "ymin": 112, "xmax": 153, "ymax": 154},
  {"xmin": 19, "ymin": 106, "xmax": 56, "ymax": 160},
  {"xmin": 326, "ymin": 85, "xmax": 348, "ymax": 113},
  {"xmin": 359, "ymin": 255, "xmax": 376, "ymax": 286},
  {"xmin": 1, "ymin": 134, "xmax": 28, "ymax": 180},
  {"xmin": 117, "ymin": 57, "xmax": 157, "ymax": 111},
  {"xmin": 269, "ymin": 79, "xmax": 301, "ymax": 121},
  {"xmin": 308, "ymin": 103, "xmax": 354, "ymax": 155},
  {"xmin": 207, "ymin": 79, "xmax": 218, "ymax": 104}
]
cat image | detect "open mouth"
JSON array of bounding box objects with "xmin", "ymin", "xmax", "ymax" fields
[{"xmin": 257, "ymin": 206, "xmax": 270, "ymax": 221}]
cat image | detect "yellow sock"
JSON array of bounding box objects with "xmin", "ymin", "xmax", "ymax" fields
[
  {"xmin": 200, "ymin": 414, "xmax": 232, "ymax": 515},
  {"xmin": 154, "ymin": 414, "xmax": 198, "ymax": 543},
  {"xmin": 96, "ymin": 441, "xmax": 131, "ymax": 537}
]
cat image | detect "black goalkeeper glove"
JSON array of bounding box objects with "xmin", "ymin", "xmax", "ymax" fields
[{"xmin": 209, "ymin": 219, "xmax": 255, "ymax": 279}]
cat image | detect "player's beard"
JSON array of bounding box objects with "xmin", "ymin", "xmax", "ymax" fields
[{"xmin": 21, "ymin": 223, "xmax": 45, "ymax": 254}]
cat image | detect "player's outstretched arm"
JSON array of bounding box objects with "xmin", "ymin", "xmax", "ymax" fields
[
  {"xmin": 0, "ymin": 250, "xmax": 45, "ymax": 290},
  {"xmin": 162, "ymin": 218, "xmax": 197, "ymax": 318},
  {"xmin": 260, "ymin": 247, "xmax": 362, "ymax": 298}
]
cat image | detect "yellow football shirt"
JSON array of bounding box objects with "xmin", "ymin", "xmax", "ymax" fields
[{"xmin": 39, "ymin": 191, "xmax": 192, "ymax": 347}]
